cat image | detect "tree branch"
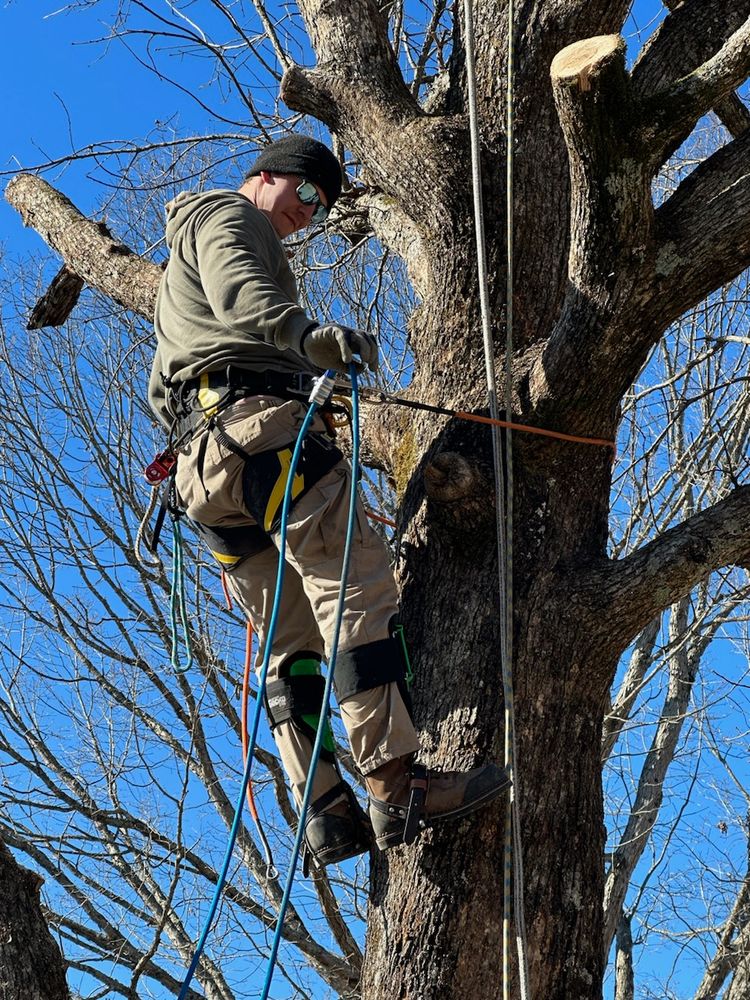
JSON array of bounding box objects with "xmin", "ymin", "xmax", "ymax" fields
[
  {"xmin": 27, "ymin": 265, "xmax": 84, "ymax": 329},
  {"xmin": 650, "ymin": 127, "xmax": 750, "ymax": 331},
  {"xmin": 281, "ymin": 0, "xmax": 468, "ymax": 235},
  {"xmin": 5, "ymin": 174, "xmax": 160, "ymax": 321},
  {"xmin": 602, "ymin": 597, "xmax": 698, "ymax": 952},
  {"xmin": 602, "ymin": 616, "xmax": 660, "ymax": 762},
  {"xmin": 635, "ymin": 8, "xmax": 750, "ymax": 171},
  {"xmin": 614, "ymin": 910, "xmax": 635, "ymax": 1000},
  {"xmin": 528, "ymin": 35, "xmax": 652, "ymax": 425},
  {"xmin": 581, "ymin": 486, "xmax": 750, "ymax": 649}
]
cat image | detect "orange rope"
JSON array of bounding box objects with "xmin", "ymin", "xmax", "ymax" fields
[
  {"xmin": 220, "ymin": 569, "xmax": 233, "ymax": 611},
  {"xmin": 360, "ymin": 391, "xmax": 616, "ymax": 452},
  {"xmin": 453, "ymin": 410, "xmax": 616, "ymax": 452},
  {"xmin": 365, "ymin": 508, "xmax": 396, "ymax": 528}
]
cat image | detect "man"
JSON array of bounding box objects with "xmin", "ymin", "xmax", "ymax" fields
[{"xmin": 149, "ymin": 134, "xmax": 508, "ymax": 866}]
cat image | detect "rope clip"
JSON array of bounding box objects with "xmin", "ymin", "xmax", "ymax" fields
[{"xmin": 308, "ymin": 370, "xmax": 337, "ymax": 407}]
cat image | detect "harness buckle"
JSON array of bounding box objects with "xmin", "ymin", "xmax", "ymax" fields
[
  {"xmin": 144, "ymin": 449, "xmax": 177, "ymax": 485},
  {"xmin": 403, "ymin": 764, "xmax": 428, "ymax": 845}
]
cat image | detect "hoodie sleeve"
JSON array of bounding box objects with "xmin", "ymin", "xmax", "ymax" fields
[{"xmin": 193, "ymin": 197, "xmax": 313, "ymax": 355}]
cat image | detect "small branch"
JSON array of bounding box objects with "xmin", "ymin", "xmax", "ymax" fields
[
  {"xmin": 614, "ymin": 910, "xmax": 635, "ymax": 1000},
  {"xmin": 602, "ymin": 597, "xmax": 697, "ymax": 952},
  {"xmin": 6, "ymin": 174, "xmax": 161, "ymax": 320},
  {"xmin": 602, "ymin": 616, "xmax": 660, "ymax": 762}
]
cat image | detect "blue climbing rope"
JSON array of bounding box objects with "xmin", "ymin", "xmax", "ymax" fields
[
  {"xmin": 176, "ymin": 367, "xmax": 355, "ymax": 999},
  {"xmin": 259, "ymin": 363, "xmax": 360, "ymax": 1000}
]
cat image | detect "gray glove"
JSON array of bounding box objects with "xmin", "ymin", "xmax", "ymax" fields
[{"xmin": 301, "ymin": 323, "xmax": 379, "ymax": 375}]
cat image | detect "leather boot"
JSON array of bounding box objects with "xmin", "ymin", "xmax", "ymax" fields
[
  {"xmin": 302, "ymin": 781, "xmax": 373, "ymax": 874},
  {"xmin": 365, "ymin": 756, "xmax": 510, "ymax": 850}
]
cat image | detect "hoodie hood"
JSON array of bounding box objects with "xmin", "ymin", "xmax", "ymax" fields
[{"xmin": 163, "ymin": 189, "xmax": 256, "ymax": 249}]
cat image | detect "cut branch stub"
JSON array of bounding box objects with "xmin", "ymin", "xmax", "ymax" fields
[
  {"xmin": 551, "ymin": 34, "xmax": 647, "ymax": 283},
  {"xmin": 532, "ymin": 35, "xmax": 653, "ymax": 420},
  {"xmin": 6, "ymin": 174, "xmax": 161, "ymax": 320},
  {"xmin": 27, "ymin": 265, "xmax": 84, "ymax": 329}
]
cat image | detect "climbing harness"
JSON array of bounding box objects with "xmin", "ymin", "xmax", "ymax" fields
[
  {"xmin": 463, "ymin": 0, "xmax": 531, "ymax": 995},
  {"xmin": 175, "ymin": 366, "xmax": 360, "ymax": 1000}
]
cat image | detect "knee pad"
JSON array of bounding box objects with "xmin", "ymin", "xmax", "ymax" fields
[
  {"xmin": 242, "ymin": 433, "xmax": 343, "ymax": 534},
  {"xmin": 265, "ymin": 652, "xmax": 336, "ymax": 763},
  {"xmin": 334, "ymin": 619, "xmax": 414, "ymax": 718}
]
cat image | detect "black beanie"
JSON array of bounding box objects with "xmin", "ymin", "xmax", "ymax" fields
[{"xmin": 247, "ymin": 135, "xmax": 343, "ymax": 209}]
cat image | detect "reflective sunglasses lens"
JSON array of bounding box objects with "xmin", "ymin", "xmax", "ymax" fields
[
  {"xmin": 297, "ymin": 180, "xmax": 318, "ymax": 205},
  {"xmin": 297, "ymin": 180, "xmax": 328, "ymax": 223}
]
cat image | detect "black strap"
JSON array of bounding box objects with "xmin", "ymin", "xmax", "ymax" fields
[
  {"xmin": 180, "ymin": 366, "xmax": 314, "ymax": 401},
  {"xmin": 334, "ymin": 635, "xmax": 408, "ymax": 702},
  {"xmin": 146, "ymin": 475, "xmax": 178, "ymax": 554},
  {"xmin": 265, "ymin": 674, "xmax": 326, "ymax": 730}
]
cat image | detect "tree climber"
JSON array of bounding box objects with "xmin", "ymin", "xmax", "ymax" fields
[{"xmin": 148, "ymin": 134, "xmax": 509, "ymax": 867}]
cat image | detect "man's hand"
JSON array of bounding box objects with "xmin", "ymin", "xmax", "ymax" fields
[{"xmin": 301, "ymin": 323, "xmax": 379, "ymax": 375}]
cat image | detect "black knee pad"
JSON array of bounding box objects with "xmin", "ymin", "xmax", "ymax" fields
[
  {"xmin": 242, "ymin": 433, "xmax": 343, "ymax": 534},
  {"xmin": 265, "ymin": 652, "xmax": 336, "ymax": 762},
  {"xmin": 334, "ymin": 620, "xmax": 414, "ymax": 718}
]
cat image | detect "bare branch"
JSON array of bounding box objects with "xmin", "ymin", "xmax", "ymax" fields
[
  {"xmin": 650, "ymin": 128, "xmax": 750, "ymax": 333},
  {"xmin": 583, "ymin": 486, "xmax": 750, "ymax": 649},
  {"xmin": 27, "ymin": 266, "xmax": 84, "ymax": 329},
  {"xmin": 602, "ymin": 616, "xmax": 660, "ymax": 762},
  {"xmin": 632, "ymin": 3, "xmax": 750, "ymax": 169},
  {"xmin": 614, "ymin": 910, "xmax": 635, "ymax": 1000},
  {"xmin": 603, "ymin": 598, "xmax": 698, "ymax": 952},
  {"xmin": 5, "ymin": 174, "xmax": 160, "ymax": 320}
]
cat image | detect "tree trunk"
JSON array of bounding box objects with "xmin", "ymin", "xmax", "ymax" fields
[{"xmin": 0, "ymin": 839, "xmax": 69, "ymax": 1000}]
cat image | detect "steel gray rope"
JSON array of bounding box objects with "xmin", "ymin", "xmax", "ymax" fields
[{"xmin": 462, "ymin": 1, "xmax": 531, "ymax": 996}]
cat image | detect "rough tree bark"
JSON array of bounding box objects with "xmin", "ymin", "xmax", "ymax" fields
[
  {"xmin": 7, "ymin": 2, "xmax": 750, "ymax": 999},
  {"xmin": 0, "ymin": 839, "xmax": 69, "ymax": 1000}
]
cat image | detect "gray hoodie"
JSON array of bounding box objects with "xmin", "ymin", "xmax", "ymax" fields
[{"xmin": 148, "ymin": 189, "xmax": 316, "ymax": 426}]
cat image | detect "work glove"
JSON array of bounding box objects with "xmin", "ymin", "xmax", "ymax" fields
[{"xmin": 301, "ymin": 323, "xmax": 379, "ymax": 375}]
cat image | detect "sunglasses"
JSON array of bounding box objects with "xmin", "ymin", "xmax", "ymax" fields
[{"xmin": 296, "ymin": 179, "xmax": 329, "ymax": 224}]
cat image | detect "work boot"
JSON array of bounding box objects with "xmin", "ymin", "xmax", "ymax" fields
[
  {"xmin": 302, "ymin": 781, "xmax": 373, "ymax": 874},
  {"xmin": 366, "ymin": 757, "xmax": 510, "ymax": 850}
]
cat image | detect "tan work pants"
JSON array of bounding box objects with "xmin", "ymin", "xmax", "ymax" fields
[{"xmin": 175, "ymin": 394, "xmax": 419, "ymax": 806}]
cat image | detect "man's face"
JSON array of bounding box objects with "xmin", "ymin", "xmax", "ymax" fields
[{"xmin": 256, "ymin": 172, "xmax": 328, "ymax": 238}]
